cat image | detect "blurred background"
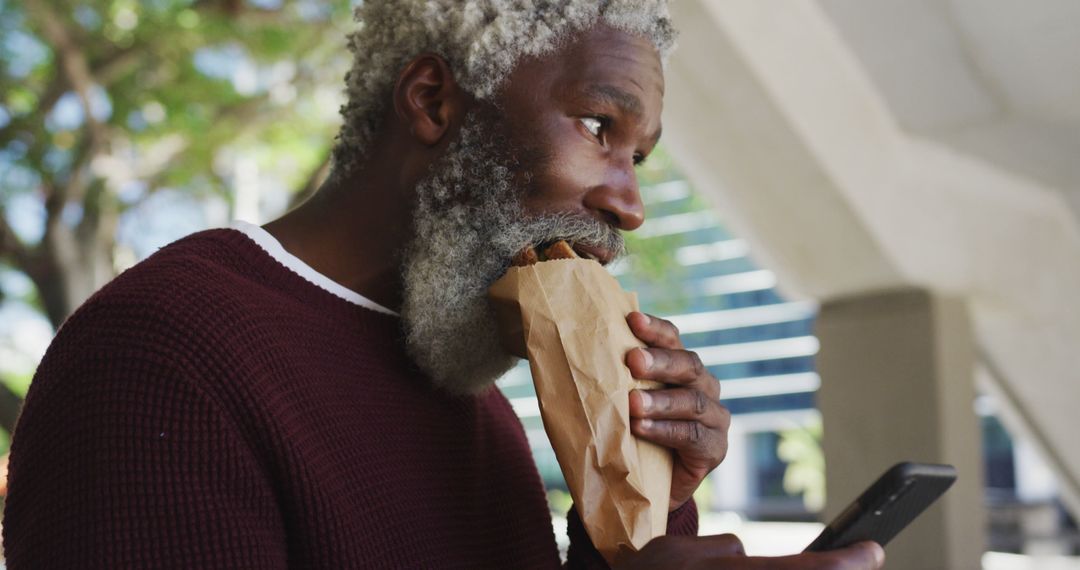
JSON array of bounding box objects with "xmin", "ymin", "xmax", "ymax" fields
[{"xmin": 2, "ymin": 0, "xmax": 1078, "ymax": 568}]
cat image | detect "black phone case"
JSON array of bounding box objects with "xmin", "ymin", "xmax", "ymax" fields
[{"xmin": 804, "ymin": 462, "xmax": 957, "ymax": 552}]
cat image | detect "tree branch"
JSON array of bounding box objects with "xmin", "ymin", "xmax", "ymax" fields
[
  {"xmin": 95, "ymin": 45, "xmax": 143, "ymax": 86},
  {"xmin": 55, "ymin": 132, "xmax": 104, "ymax": 211},
  {"xmin": 19, "ymin": 0, "xmax": 114, "ymax": 228},
  {"xmin": 23, "ymin": 0, "xmax": 108, "ymax": 150},
  {"xmin": 0, "ymin": 44, "xmax": 143, "ymax": 147},
  {"xmin": 0, "ymin": 207, "xmax": 30, "ymax": 268}
]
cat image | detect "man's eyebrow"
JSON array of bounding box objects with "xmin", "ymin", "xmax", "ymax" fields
[{"xmin": 582, "ymin": 84, "xmax": 644, "ymax": 117}]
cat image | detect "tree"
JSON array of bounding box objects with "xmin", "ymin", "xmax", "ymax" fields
[
  {"xmin": 0, "ymin": 0, "xmax": 355, "ymax": 432},
  {"xmin": 778, "ymin": 418, "xmax": 825, "ymax": 512}
]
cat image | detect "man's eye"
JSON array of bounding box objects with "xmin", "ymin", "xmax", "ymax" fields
[{"xmin": 581, "ymin": 117, "xmax": 604, "ymax": 139}]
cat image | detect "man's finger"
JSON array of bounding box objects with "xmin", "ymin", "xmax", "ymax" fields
[
  {"xmin": 673, "ymin": 533, "xmax": 746, "ymax": 557},
  {"xmin": 626, "ymin": 312, "xmax": 682, "ymax": 350},
  {"xmin": 631, "ymin": 418, "xmax": 712, "ymax": 451},
  {"xmin": 631, "ymin": 534, "xmax": 746, "ymax": 561},
  {"xmin": 630, "ymin": 388, "xmax": 730, "ymax": 429},
  {"xmin": 831, "ymin": 541, "xmax": 886, "ymax": 570},
  {"xmin": 707, "ymin": 533, "xmax": 747, "ymax": 557},
  {"xmin": 626, "ymin": 348, "xmax": 713, "ymax": 389},
  {"xmin": 749, "ymin": 541, "xmax": 886, "ymax": 570}
]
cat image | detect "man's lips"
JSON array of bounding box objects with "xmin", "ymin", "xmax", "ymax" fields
[{"xmin": 571, "ymin": 243, "xmax": 615, "ymax": 266}]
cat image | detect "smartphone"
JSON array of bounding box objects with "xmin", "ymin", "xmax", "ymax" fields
[{"xmin": 804, "ymin": 462, "xmax": 957, "ymax": 552}]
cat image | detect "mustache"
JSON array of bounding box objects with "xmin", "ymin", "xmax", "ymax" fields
[{"xmin": 514, "ymin": 212, "xmax": 626, "ymax": 260}]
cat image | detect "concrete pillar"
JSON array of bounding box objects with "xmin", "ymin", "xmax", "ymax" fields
[{"xmin": 815, "ymin": 288, "xmax": 985, "ymax": 570}]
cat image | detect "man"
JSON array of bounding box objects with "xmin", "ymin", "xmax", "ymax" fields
[{"xmin": 3, "ymin": 2, "xmax": 884, "ymax": 568}]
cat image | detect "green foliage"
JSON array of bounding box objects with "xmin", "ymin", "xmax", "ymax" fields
[
  {"xmin": 691, "ymin": 473, "xmax": 712, "ymax": 510},
  {"xmin": 0, "ymin": 372, "xmax": 33, "ymax": 399},
  {"xmin": 621, "ymin": 145, "xmax": 691, "ymax": 315},
  {"xmin": 624, "ymin": 232, "xmax": 689, "ymax": 316},
  {"xmin": 546, "ymin": 488, "xmax": 573, "ymax": 516},
  {"xmin": 1, "ymin": 0, "xmax": 354, "ymax": 222},
  {"xmin": 778, "ymin": 418, "xmax": 826, "ymax": 512},
  {"xmin": 634, "ymin": 145, "xmax": 678, "ymax": 188},
  {"xmin": 0, "ymin": 0, "xmax": 357, "ymax": 332},
  {"xmin": 0, "ymin": 1, "xmax": 359, "ymax": 414}
]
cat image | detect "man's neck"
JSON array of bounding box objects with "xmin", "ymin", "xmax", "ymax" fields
[{"xmin": 263, "ymin": 166, "xmax": 413, "ymax": 313}]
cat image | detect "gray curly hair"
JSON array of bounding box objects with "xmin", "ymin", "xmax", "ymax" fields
[{"xmin": 331, "ymin": 0, "xmax": 677, "ymax": 176}]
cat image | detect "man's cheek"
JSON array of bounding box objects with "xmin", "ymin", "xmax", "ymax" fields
[
  {"xmin": 552, "ymin": 158, "xmax": 601, "ymax": 200},
  {"xmin": 525, "ymin": 157, "xmax": 600, "ymax": 213}
]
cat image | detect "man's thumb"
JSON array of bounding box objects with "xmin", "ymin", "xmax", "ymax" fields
[
  {"xmin": 839, "ymin": 541, "xmax": 886, "ymax": 569},
  {"xmin": 695, "ymin": 533, "xmax": 746, "ymax": 557}
]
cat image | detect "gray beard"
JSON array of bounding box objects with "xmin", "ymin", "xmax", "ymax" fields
[{"xmin": 400, "ymin": 110, "xmax": 625, "ymax": 395}]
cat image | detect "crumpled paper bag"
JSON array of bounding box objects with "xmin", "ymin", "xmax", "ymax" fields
[{"xmin": 488, "ymin": 258, "xmax": 673, "ymax": 564}]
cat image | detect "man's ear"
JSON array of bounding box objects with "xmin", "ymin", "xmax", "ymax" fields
[{"xmin": 393, "ymin": 54, "xmax": 465, "ymax": 147}]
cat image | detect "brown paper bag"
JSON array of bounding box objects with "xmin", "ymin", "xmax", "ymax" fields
[{"xmin": 489, "ymin": 258, "xmax": 673, "ymax": 564}]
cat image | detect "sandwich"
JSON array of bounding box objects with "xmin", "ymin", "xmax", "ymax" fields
[{"xmin": 489, "ymin": 241, "xmax": 672, "ymax": 564}]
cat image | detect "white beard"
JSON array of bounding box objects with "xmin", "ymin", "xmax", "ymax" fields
[{"xmin": 399, "ymin": 110, "xmax": 625, "ymax": 394}]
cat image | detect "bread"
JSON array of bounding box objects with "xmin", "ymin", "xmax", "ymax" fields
[
  {"xmin": 512, "ymin": 247, "xmax": 540, "ymax": 267},
  {"xmin": 543, "ymin": 241, "xmax": 577, "ymax": 261},
  {"xmin": 512, "ymin": 240, "xmax": 579, "ymax": 267}
]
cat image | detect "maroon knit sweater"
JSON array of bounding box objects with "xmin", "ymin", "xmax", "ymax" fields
[{"xmin": 3, "ymin": 229, "xmax": 697, "ymax": 569}]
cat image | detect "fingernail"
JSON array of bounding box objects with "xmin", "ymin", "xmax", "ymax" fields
[
  {"xmin": 640, "ymin": 418, "xmax": 653, "ymax": 429},
  {"xmin": 640, "ymin": 348, "xmax": 653, "ymax": 369},
  {"xmin": 639, "ymin": 390, "xmax": 653, "ymax": 411},
  {"xmin": 640, "ymin": 313, "xmax": 651, "ymax": 325}
]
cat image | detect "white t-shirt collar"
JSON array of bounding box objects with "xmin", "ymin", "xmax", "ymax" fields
[{"xmin": 229, "ymin": 220, "xmax": 399, "ymax": 317}]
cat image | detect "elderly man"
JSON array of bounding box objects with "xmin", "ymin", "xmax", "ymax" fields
[{"xmin": 4, "ymin": 2, "xmax": 883, "ymax": 569}]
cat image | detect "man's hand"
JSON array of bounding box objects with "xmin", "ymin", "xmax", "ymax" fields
[
  {"xmin": 625, "ymin": 311, "xmax": 731, "ymax": 511},
  {"xmin": 615, "ymin": 535, "xmax": 886, "ymax": 570}
]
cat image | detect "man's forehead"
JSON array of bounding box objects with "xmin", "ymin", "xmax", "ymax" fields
[
  {"xmin": 505, "ymin": 26, "xmax": 664, "ymax": 93},
  {"xmin": 496, "ymin": 24, "xmax": 666, "ymax": 140},
  {"xmin": 557, "ymin": 27, "xmax": 664, "ymax": 92}
]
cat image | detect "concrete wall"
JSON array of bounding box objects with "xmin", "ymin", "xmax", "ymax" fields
[{"xmin": 662, "ymin": 0, "xmax": 1080, "ymax": 561}]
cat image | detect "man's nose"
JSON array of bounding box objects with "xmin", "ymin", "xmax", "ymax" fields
[{"xmin": 583, "ymin": 168, "xmax": 645, "ymax": 231}]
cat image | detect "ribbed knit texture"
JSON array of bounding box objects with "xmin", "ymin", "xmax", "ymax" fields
[{"xmin": 3, "ymin": 229, "xmax": 697, "ymax": 569}]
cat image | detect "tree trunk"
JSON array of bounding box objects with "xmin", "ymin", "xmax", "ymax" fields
[{"xmin": 26, "ymin": 202, "xmax": 117, "ymax": 331}]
